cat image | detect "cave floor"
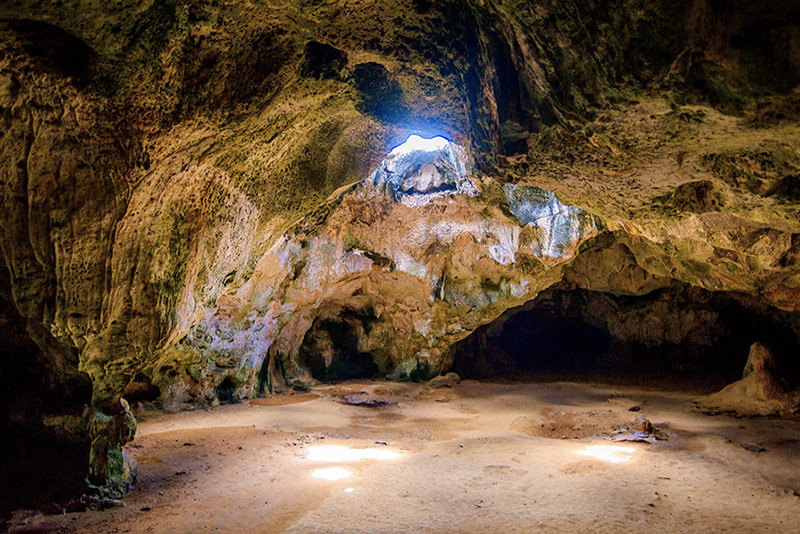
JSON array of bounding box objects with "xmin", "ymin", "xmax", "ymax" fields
[{"xmin": 11, "ymin": 381, "xmax": 800, "ymax": 533}]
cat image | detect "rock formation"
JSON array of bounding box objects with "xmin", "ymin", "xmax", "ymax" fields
[
  {"xmin": 697, "ymin": 342, "xmax": 800, "ymax": 416},
  {"xmin": 1, "ymin": 0, "xmax": 799, "ymax": 517}
]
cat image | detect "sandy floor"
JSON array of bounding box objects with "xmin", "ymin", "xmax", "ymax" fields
[{"xmin": 9, "ymin": 381, "xmax": 800, "ymax": 533}]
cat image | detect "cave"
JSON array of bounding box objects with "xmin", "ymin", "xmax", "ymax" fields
[
  {"xmin": 214, "ymin": 376, "xmax": 240, "ymax": 403},
  {"xmin": 299, "ymin": 317, "xmax": 380, "ymax": 382},
  {"xmin": 3, "ymin": 0, "xmax": 800, "ymax": 532},
  {"xmin": 452, "ymin": 285, "xmax": 800, "ymax": 392}
]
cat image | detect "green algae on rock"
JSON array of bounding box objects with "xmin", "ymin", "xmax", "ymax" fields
[{"xmin": 1, "ymin": 0, "xmax": 799, "ymax": 515}]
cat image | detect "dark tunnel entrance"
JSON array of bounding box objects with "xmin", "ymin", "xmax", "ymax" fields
[
  {"xmin": 450, "ymin": 284, "xmax": 800, "ymax": 392},
  {"xmin": 299, "ymin": 314, "xmax": 379, "ymax": 382},
  {"xmin": 498, "ymin": 312, "xmax": 611, "ymax": 375}
]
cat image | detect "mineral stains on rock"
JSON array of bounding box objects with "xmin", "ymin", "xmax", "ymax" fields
[{"xmin": 0, "ymin": 0, "xmax": 799, "ymax": 519}]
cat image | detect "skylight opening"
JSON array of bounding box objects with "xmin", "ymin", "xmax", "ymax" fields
[{"xmin": 389, "ymin": 135, "xmax": 451, "ymax": 157}]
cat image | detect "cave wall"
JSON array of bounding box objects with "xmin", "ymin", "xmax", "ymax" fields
[
  {"xmin": 0, "ymin": 0, "xmax": 798, "ymax": 511},
  {"xmin": 0, "ymin": 258, "xmax": 92, "ymax": 518}
]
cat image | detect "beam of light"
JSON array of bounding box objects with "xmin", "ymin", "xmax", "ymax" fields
[
  {"xmin": 577, "ymin": 445, "xmax": 635, "ymax": 464},
  {"xmin": 312, "ymin": 467, "xmax": 351, "ymax": 481},
  {"xmin": 306, "ymin": 445, "xmax": 400, "ymax": 462},
  {"xmin": 389, "ymin": 135, "xmax": 451, "ymax": 157}
]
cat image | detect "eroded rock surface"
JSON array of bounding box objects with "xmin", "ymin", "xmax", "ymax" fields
[
  {"xmin": 0, "ymin": 0, "xmax": 799, "ymax": 513},
  {"xmin": 157, "ymin": 138, "xmax": 600, "ymax": 408}
]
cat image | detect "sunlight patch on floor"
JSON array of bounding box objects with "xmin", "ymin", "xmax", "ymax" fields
[
  {"xmin": 312, "ymin": 467, "xmax": 352, "ymax": 481},
  {"xmin": 306, "ymin": 444, "xmax": 402, "ymax": 483},
  {"xmin": 577, "ymin": 444, "xmax": 635, "ymax": 464},
  {"xmin": 307, "ymin": 445, "xmax": 400, "ymax": 462}
]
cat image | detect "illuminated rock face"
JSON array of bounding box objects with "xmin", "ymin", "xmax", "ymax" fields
[
  {"xmin": 504, "ymin": 185, "xmax": 599, "ymax": 262},
  {"xmin": 155, "ymin": 136, "xmax": 602, "ymax": 405}
]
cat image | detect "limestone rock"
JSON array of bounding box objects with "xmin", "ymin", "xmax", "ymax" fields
[
  {"xmin": 671, "ymin": 180, "xmax": 725, "ymax": 213},
  {"xmin": 300, "ymin": 41, "xmax": 348, "ymax": 80},
  {"xmin": 350, "ymin": 62, "xmax": 405, "ymax": 123},
  {"xmin": 429, "ymin": 372, "xmax": 462, "ymax": 388},
  {"xmin": 1, "ymin": 0, "xmax": 800, "ymax": 514},
  {"xmin": 698, "ymin": 343, "xmax": 800, "ymax": 416},
  {"xmin": 742, "ymin": 342, "xmax": 779, "ymax": 379},
  {"xmin": 633, "ymin": 417, "xmax": 653, "ymax": 434}
]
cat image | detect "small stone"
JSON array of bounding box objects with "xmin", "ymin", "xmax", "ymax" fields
[
  {"xmin": 634, "ymin": 417, "xmax": 653, "ymax": 434},
  {"xmin": 742, "ymin": 443, "xmax": 766, "ymax": 453},
  {"xmin": 97, "ymin": 499, "xmax": 126, "ymax": 510}
]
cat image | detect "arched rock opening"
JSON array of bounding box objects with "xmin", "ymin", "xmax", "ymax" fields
[
  {"xmin": 214, "ymin": 376, "xmax": 241, "ymax": 403},
  {"xmin": 298, "ymin": 314, "xmax": 380, "ymax": 382},
  {"xmin": 122, "ymin": 373, "xmax": 162, "ymax": 406},
  {"xmin": 451, "ymin": 283, "xmax": 800, "ymax": 391}
]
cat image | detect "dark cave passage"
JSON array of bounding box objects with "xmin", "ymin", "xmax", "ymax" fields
[
  {"xmin": 0, "ymin": 272, "xmax": 93, "ymax": 517},
  {"xmin": 214, "ymin": 376, "xmax": 241, "ymax": 403},
  {"xmin": 451, "ymin": 284, "xmax": 800, "ymax": 391},
  {"xmin": 123, "ymin": 374, "xmax": 161, "ymax": 405},
  {"xmin": 498, "ymin": 312, "xmax": 611, "ymax": 375},
  {"xmin": 299, "ymin": 315, "xmax": 379, "ymax": 382}
]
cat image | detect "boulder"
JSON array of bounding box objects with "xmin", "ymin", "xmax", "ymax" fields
[{"xmin": 429, "ymin": 372, "xmax": 462, "ymax": 388}]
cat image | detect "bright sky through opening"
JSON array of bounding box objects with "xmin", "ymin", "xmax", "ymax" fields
[{"xmin": 389, "ymin": 135, "xmax": 450, "ymax": 156}]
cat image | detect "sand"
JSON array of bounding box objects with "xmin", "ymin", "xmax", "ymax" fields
[{"xmin": 8, "ymin": 381, "xmax": 800, "ymax": 533}]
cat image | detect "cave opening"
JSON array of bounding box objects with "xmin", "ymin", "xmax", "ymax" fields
[
  {"xmin": 299, "ymin": 315, "xmax": 380, "ymax": 382},
  {"xmin": 214, "ymin": 376, "xmax": 240, "ymax": 403},
  {"xmin": 451, "ymin": 284, "xmax": 800, "ymax": 392},
  {"xmin": 389, "ymin": 134, "xmax": 451, "ymax": 156},
  {"xmin": 122, "ymin": 373, "xmax": 162, "ymax": 405}
]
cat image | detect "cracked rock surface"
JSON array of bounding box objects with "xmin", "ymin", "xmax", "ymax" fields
[{"xmin": 1, "ymin": 0, "xmax": 799, "ymax": 514}]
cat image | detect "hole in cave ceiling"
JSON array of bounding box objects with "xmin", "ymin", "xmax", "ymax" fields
[
  {"xmin": 370, "ymin": 134, "xmax": 475, "ymax": 201},
  {"xmin": 388, "ymin": 134, "xmax": 451, "ymax": 156}
]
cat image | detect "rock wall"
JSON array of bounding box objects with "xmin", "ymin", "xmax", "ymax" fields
[
  {"xmin": 0, "ymin": 263, "xmax": 92, "ymax": 514},
  {"xmin": 0, "ymin": 0, "xmax": 799, "ymax": 513}
]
